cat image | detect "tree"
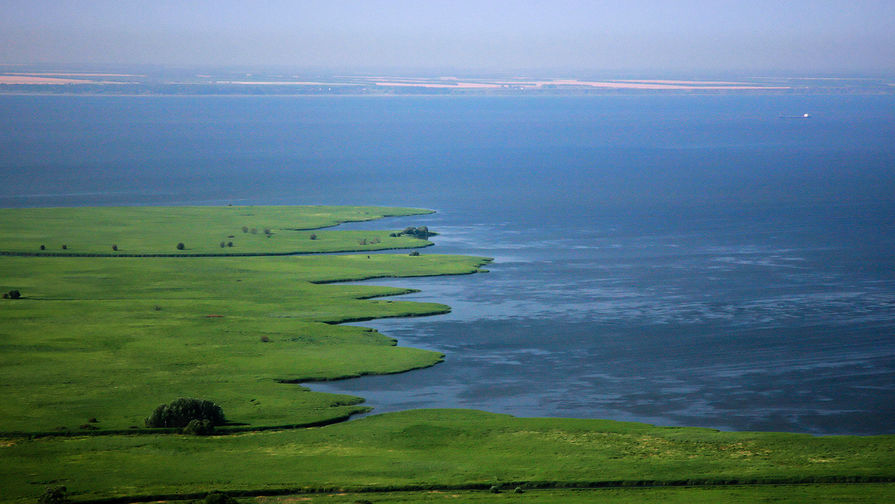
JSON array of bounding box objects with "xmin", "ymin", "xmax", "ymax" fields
[
  {"xmin": 38, "ymin": 486, "xmax": 69, "ymax": 504},
  {"xmin": 176, "ymin": 242, "xmax": 185, "ymax": 250}
]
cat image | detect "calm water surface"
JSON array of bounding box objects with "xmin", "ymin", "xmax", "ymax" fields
[{"xmin": 2, "ymin": 94, "xmax": 893, "ymax": 434}]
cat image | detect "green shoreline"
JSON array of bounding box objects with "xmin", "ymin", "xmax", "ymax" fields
[{"xmin": 1, "ymin": 205, "xmax": 893, "ymax": 504}]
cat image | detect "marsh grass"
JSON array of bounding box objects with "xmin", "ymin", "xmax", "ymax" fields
[{"xmin": 0, "ymin": 206, "xmax": 436, "ymax": 256}]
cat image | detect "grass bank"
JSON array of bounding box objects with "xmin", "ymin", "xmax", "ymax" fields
[
  {"xmin": 1, "ymin": 409, "xmax": 893, "ymax": 502},
  {"xmin": 0, "ymin": 205, "xmax": 435, "ymax": 256}
]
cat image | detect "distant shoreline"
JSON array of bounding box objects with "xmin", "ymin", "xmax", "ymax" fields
[{"xmin": 2, "ymin": 73, "xmax": 893, "ymax": 96}]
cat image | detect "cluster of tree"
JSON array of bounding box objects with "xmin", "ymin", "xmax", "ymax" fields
[
  {"xmin": 145, "ymin": 397, "xmax": 225, "ymax": 434},
  {"xmin": 390, "ymin": 226, "xmax": 430, "ymax": 239},
  {"xmin": 2, "ymin": 289, "xmax": 21, "ymax": 299}
]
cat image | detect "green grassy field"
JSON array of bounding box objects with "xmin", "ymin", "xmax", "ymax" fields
[
  {"xmin": 0, "ymin": 206, "xmax": 892, "ymax": 504},
  {"xmin": 2, "ymin": 410, "xmax": 893, "ymax": 502},
  {"xmin": 0, "ymin": 205, "xmax": 435, "ymax": 255},
  {"xmin": 0, "ymin": 253, "xmax": 489, "ymax": 433}
]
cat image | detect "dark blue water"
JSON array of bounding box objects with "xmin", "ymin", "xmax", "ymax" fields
[{"xmin": 2, "ymin": 94, "xmax": 894, "ymax": 434}]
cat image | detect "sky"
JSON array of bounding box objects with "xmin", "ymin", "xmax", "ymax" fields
[{"xmin": 2, "ymin": 0, "xmax": 894, "ymax": 75}]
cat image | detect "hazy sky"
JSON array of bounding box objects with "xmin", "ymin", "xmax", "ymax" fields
[{"xmin": 3, "ymin": 0, "xmax": 894, "ymax": 74}]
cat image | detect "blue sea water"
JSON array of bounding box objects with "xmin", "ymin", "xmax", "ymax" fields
[{"xmin": 1, "ymin": 94, "xmax": 894, "ymax": 434}]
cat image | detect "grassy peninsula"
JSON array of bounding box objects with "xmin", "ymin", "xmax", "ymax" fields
[{"xmin": 1, "ymin": 206, "xmax": 892, "ymax": 504}]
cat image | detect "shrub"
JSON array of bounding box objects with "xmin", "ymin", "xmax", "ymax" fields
[
  {"xmin": 241, "ymin": 226, "xmax": 248, "ymax": 233},
  {"xmin": 112, "ymin": 244, "xmax": 118, "ymax": 251},
  {"xmin": 260, "ymin": 335, "xmax": 270, "ymax": 342},
  {"xmin": 227, "ymin": 241, "xmax": 233, "ymax": 247},
  {"xmin": 309, "ymin": 233, "xmax": 317, "ymax": 240},
  {"xmin": 176, "ymin": 242, "xmax": 185, "ymax": 250},
  {"xmin": 263, "ymin": 227, "xmax": 271, "ymax": 235},
  {"xmin": 398, "ymin": 226, "xmax": 431, "ymax": 239},
  {"xmin": 5, "ymin": 290, "xmax": 21, "ymax": 299},
  {"xmin": 39, "ymin": 486, "xmax": 69, "ymax": 504},
  {"xmin": 489, "ymin": 485, "xmax": 501, "ymax": 494},
  {"xmin": 514, "ymin": 486, "xmax": 525, "ymax": 494},
  {"xmin": 202, "ymin": 493, "xmax": 237, "ymax": 504},
  {"xmin": 40, "ymin": 244, "xmax": 46, "ymax": 250},
  {"xmin": 145, "ymin": 398, "xmax": 225, "ymax": 428},
  {"xmin": 182, "ymin": 418, "xmax": 215, "ymax": 435},
  {"xmin": 409, "ymin": 251, "xmax": 420, "ymax": 256},
  {"xmin": 220, "ymin": 241, "xmax": 226, "ymax": 248},
  {"xmin": 250, "ymin": 228, "xmax": 257, "ymax": 234},
  {"xmin": 61, "ymin": 244, "xmax": 67, "ymax": 250}
]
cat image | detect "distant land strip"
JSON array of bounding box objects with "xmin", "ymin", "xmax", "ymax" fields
[{"xmin": 3, "ymin": 72, "xmax": 893, "ymax": 94}]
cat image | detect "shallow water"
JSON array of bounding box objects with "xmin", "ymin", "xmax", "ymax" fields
[{"xmin": 2, "ymin": 94, "xmax": 893, "ymax": 434}]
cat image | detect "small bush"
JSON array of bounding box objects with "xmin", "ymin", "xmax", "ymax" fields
[
  {"xmin": 39, "ymin": 486, "xmax": 69, "ymax": 504},
  {"xmin": 112, "ymin": 244, "xmax": 118, "ymax": 251},
  {"xmin": 514, "ymin": 486, "xmax": 525, "ymax": 494},
  {"xmin": 489, "ymin": 485, "xmax": 501, "ymax": 494},
  {"xmin": 309, "ymin": 233, "xmax": 317, "ymax": 240},
  {"xmin": 202, "ymin": 493, "xmax": 236, "ymax": 504},
  {"xmin": 5, "ymin": 290, "xmax": 21, "ymax": 299},
  {"xmin": 409, "ymin": 251, "xmax": 420, "ymax": 256},
  {"xmin": 263, "ymin": 228, "xmax": 271, "ymax": 235},
  {"xmin": 220, "ymin": 241, "xmax": 226, "ymax": 248},
  {"xmin": 182, "ymin": 418, "xmax": 215, "ymax": 435},
  {"xmin": 145, "ymin": 398, "xmax": 225, "ymax": 428},
  {"xmin": 250, "ymin": 228, "xmax": 257, "ymax": 234},
  {"xmin": 227, "ymin": 241, "xmax": 233, "ymax": 247},
  {"xmin": 260, "ymin": 335, "xmax": 270, "ymax": 342},
  {"xmin": 241, "ymin": 226, "xmax": 248, "ymax": 233},
  {"xmin": 61, "ymin": 244, "xmax": 67, "ymax": 250},
  {"xmin": 40, "ymin": 244, "xmax": 46, "ymax": 250},
  {"xmin": 176, "ymin": 242, "xmax": 185, "ymax": 250}
]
